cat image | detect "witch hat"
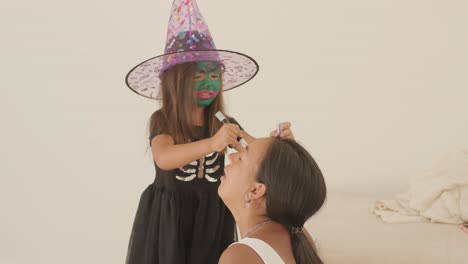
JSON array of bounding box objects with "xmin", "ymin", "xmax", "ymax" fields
[{"xmin": 126, "ymin": 0, "xmax": 259, "ymax": 99}]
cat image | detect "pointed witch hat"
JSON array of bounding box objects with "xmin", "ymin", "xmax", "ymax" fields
[{"xmin": 126, "ymin": 0, "xmax": 259, "ymax": 99}]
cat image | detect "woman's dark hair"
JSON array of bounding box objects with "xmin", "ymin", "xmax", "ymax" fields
[{"xmin": 257, "ymin": 138, "xmax": 327, "ymax": 264}]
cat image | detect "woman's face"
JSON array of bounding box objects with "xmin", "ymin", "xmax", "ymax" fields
[
  {"xmin": 218, "ymin": 138, "xmax": 272, "ymax": 209},
  {"xmin": 193, "ymin": 61, "xmax": 221, "ymax": 107}
]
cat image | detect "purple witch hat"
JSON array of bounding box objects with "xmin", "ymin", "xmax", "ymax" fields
[{"xmin": 126, "ymin": 0, "xmax": 259, "ymax": 99}]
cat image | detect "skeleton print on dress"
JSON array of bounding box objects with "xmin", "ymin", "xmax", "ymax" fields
[{"xmin": 175, "ymin": 152, "xmax": 222, "ymax": 182}]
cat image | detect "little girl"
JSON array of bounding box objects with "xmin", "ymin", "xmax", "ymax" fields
[{"xmin": 124, "ymin": 1, "xmax": 293, "ymax": 263}]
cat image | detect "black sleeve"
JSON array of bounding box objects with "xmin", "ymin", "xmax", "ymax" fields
[{"xmin": 149, "ymin": 110, "xmax": 165, "ymax": 142}]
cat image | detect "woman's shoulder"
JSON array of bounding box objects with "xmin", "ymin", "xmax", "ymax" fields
[
  {"xmin": 252, "ymin": 224, "xmax": 294, "ymax": 263},
  {"xmin": 219, "ymin": 243, "xmax": 264, "ymax": 264}
]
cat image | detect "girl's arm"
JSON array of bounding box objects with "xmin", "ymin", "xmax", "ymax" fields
[
  {"xmin": 241, "ymin": 130, "xmax": 256, "ymax": 144},
  {"xmin": 241, "ymin": 121, "xmax": 295, "ymax": 144},
  {"xmin": 151, "ymin": 135, "xmax": 213, "ymax": 170},
  {"xmin": 151, "ymin": 123, "xmax": 243, "ymax": 170}
]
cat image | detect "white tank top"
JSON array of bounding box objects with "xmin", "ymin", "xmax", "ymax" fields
[{"xmin": 230, "ymin": 237, "xmax": 285, "ymax": 263}]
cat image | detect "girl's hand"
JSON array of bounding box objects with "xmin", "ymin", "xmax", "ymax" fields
[
  {"xmin": 210, "ymin": 124, "xmax": 243, "ymax": 152},
  {"xmin": 270, "ymin": 122, "xmax": 295, "ymax": 140}
]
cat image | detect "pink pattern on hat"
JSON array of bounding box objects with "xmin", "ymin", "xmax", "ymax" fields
[{"xmin": 125, "ymin": 0, "xmax": 259, "ymax": 99}]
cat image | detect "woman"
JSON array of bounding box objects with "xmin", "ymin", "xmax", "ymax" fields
[{"xmin": 218, "ymin": 138, "xmax": 327, "ymax": 263}]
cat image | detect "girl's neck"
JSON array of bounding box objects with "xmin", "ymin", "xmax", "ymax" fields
[{"xmin": 192, "ymin": 106, "xmax": 205, "ymax": 126}]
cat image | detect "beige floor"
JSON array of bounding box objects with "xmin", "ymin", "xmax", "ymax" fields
[{"xmin": 305, "ymin": 192, "xmax": 468, "ymax": 264}]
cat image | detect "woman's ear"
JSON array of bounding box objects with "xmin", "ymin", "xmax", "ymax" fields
[{"xmin": 248, "ymin": 183, "xmax": 266, "ymax": 201}]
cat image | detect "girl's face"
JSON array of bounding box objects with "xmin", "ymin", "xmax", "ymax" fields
[
  {"xmin": 193, "ymin": 61, "xmax": 221, "ymax": 107},
  {"xmin": 218, "ymin": 138, "xmax": 272, "ymax": 209}
]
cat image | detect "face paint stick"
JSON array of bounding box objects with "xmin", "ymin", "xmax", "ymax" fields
[
  {"xmin": 276, "ymin": 123, "xmax": 282, "ymax": 137},
  {"xmin": 215, "ymin": 111, "xmax": 248, "ymax": 149}
]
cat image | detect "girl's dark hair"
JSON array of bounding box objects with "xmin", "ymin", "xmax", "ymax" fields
[
  {"xmin": 150, "ymin": 62, "xmax": 226, "ymax": 144},
  {"xmin": 257, "ymin": 138, "xmax": 327, "ymax": 264}
]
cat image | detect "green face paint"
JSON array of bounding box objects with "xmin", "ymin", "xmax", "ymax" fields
[{"xmin": 193, "ymin": 62, "xmax": 221, "ymax": 107}]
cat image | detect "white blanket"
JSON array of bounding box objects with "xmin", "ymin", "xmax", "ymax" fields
[{"xmin": 372, "ymin": 149, "xmax": 468, "ymax": 224}]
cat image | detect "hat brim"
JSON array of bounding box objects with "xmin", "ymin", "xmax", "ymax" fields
[{"xmin": 125, "ymin": 49, "xmax": 259, "ymax": 99}]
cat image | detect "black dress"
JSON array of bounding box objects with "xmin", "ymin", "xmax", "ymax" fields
[{"xmin": 126, "ymin": 112, "xmax": 238, "ymax": 264}]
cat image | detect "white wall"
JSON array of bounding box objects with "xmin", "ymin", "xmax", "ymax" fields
[{"xmin": 1, "ymin": 0, "xmax": 467, "ymax": 263}]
